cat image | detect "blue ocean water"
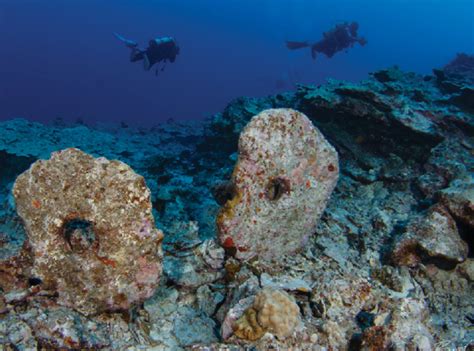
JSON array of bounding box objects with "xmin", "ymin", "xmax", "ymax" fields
[{"xmin": 0, "ymin": 0, "xmax": 472, "ymax": 126}]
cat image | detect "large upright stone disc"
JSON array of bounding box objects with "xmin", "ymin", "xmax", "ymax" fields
[
  {"xmin": 13, "ymin": 148, "xmax": 164, "ymax": 315},
  {"xmin": 217, "ymin": 109, "xmax": 339, "ymax": 262}
]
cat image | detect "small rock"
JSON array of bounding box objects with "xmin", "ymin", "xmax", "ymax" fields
[
  {"xmin": 370, "ymin": 266, "xmax": 414, "ymax": 294},
  {"xmin": 372, "ymin": 66, "xmax": 404, "ymax": 83},
  {"xmin": 391, "ymin": 205, "xmax": 468, "ymax": 267},
  {"xmin": 164, "ymin": 242, "xmax": 225, "ymax": 289},
  {"xmin": 0, "ymin": 315, "xmax": 37, "ymax": 350},
  {"xmin": 173, "ymin": 306, "xmax": 218, "ymax": 346},
  {"xmin": 144, "ymin": 285, "xmax": 180, "ymax": 320},
  {"xmin": 457, "ymin": 258, "xmax": 474, "ymax": 281},
  {"xmin": 21, "ymin": 306, "xmax": 110, "ymax": 349},
  {"xmin": 361, "ymin": 298, "xmax": 434, "ymax": 351},
  {"xmin": 0, "ymin": 240, "xmax": 33, "ymax": 293},
  {"xmin": 4, "ymin": 289, "xmax": 28, "ymax": 304},
  {"xmin": 197, "ymin": 285, "xmax": 225, "ymax": 316},
  {"xmin": 221, "ymin": 296, "xmax": 255, "ymax": 340},
  {"xmin": 260, "ymin": 273, "xmax": 311, "ymax": 293},
  {"xmin": 163, "ymin": 221, "xmax": 201, "ymax": 253},
  {"xmin": 439, "ymin": 176, "xmax": 474, "ymax": 229},
  {"xmin": 0, "ymin": 296, "xmax": 7, "ymax": 314},
  {"xmin": 199, "ymin": 240, "xmax": 225, "ymax": 270},
  {"xmin": 215, "ymin": 273, "xmax": 260, "ymax": 325}
]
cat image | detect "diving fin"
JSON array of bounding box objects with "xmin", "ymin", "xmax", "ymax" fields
[
  {"xmin": 286, "ymin": 41, "xmax": 310, "ymax": 50},
  {"xmin": 143, "ymin": 54, "xmax": 151, "ymax": 71},
  {"xmin": 113, "ymin": 32, "xmax": 138, "ymax": 49}
]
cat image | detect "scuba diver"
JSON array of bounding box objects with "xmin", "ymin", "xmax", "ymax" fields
[
  {"xmin": 114, "ymin": 33, "xmax": 180, "ymax": 75},
  {"xmin": 286, "ymin": 21, "xmax": 366, "ymax": 60}
]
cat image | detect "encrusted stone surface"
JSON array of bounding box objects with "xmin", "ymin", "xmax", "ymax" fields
[
  {"xmin": 412, "ymin": 264, "xmax": 473, "ymax": 347},
  {"xmin": 163, "ymin": 242, "xmax": 225, "ymax": 289},
  {"xmin": 22, "ymin": 306, "xmax": 111, "ymax": 349},
  {"xmin": 439, "ymin": 176, "xmax": 474, "ymax": 229},
  {"xmin": 0, "ymin": 315, "xmax": 37, "ymax": 350},
  {"xmin": 391, "ymin": 205, "xmax": 469, "ymax": 267},
  {"xmin": 12, "ymin": 148, "xmax": 163, "ymax": 315},
  {"xmin": 361, "ymin": 298, "xmax": 434, "ymax": 351},
  {"xmin": 217, "ymin": 108, "xmax": 338, "ymax": 261},
  {"xmin": 0, "ymin": 241, "xmax": 32, "ymax": 293}
]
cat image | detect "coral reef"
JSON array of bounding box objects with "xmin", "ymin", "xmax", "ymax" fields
[
  {"xmin": 12, "ymin": 148, "xmax": 163, "ymax": 315},
  {"xmin": 0, "ymin": 54, "xmax": 473, "ymax": 349},
  {"xmin": 217, "ymin": 108, "xmax": 338, "ymax": 262}
]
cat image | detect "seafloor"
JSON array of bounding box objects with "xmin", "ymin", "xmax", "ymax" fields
[{"xmin": 0, "ymin": 55, "xmax": 473, "ymax": 350}]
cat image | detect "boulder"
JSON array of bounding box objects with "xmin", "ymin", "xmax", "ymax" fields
[{"xmin": 391, "ymin": 205, "xmax": 468, "ymax": 267}]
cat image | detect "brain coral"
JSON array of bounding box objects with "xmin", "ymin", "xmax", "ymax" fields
[
  {"xmin": 13, "ymin": 148, "xmax": 164, "ymax": 315},
  {"xmin": 234, "ymin": 289, "xmax": 301, "ymax": 340},
  {"xmin": 217, "ymin": 108, "xmax": 339, "ymax": 261}
]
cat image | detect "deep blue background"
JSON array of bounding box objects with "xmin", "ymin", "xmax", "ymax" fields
[{"xmin": 0, "ymin": 0, "xmax": 473, "ymax": 126}]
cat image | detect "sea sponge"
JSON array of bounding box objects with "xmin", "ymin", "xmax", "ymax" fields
[
  {"xmin": 13, "ymin": 148, "xmax": 164, "ymax": 315},
  {"xmin": 233, "ymin": 289, "xmax": 301, "ymax": 340},
  {"xmin": 217, "ymin": 108, "xmax": 339, "ymax": 262}
]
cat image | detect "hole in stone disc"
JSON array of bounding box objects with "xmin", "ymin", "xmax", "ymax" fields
[
  {"xmin": 266, "ymin": 177, "xmax": 290, "ymax": 201},
  {"xmin": 63, "ymin": 219, "xmax": 96, "ymax": 252},
  {"xmin": 28, "ymin": 277, "xmax": 42, "ymax": 286}
]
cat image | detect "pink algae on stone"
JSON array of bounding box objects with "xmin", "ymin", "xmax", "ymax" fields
[
  {"xmin": 217, "ymin": 109, "xmax": 339, "ymax": 262},
  {"xmin": 12, "ymin": 148, "xmax": 164, "ymax": 315},
  {"xmin": 136, "ymin": 256, "xmax": 161, "ymax": 285}
]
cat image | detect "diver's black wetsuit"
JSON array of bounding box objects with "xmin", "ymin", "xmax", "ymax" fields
[
  {"xmin": 286, "ymin": 22, "xmax": 366, "ymax": 60},
  {"xmin": 115, "ymin": 33, "xmax": 180, "ymax": 72}
]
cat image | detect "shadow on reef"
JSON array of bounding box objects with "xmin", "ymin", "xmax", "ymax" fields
[{"xmin": 0, "ymin": 53, "xmax": 473, "ymax": 350}]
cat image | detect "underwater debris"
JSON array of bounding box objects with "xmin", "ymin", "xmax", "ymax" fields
[
  {"xmin": 12, "ymin": 148, "xmax": 163, "ymax": 315},
  {"xmin": 286, "ymin": 21, "xmax": 366, "ymax": 60},
  {"xmin": 217, "ymin": 108, "xmax": 339, "ymax": 262}
]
